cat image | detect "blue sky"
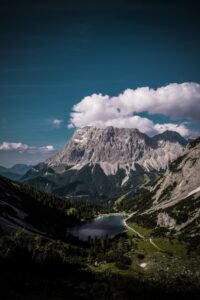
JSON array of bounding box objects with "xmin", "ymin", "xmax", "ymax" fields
[{"xmin": 0, "ymin": 0, "xmax": 200, "ymax": 166}]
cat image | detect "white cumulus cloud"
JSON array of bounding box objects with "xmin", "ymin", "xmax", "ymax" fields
[
  {"xmin": 0, "ymin": 142, "xmax": 55, "ymax": 154},
  {"xmin": 68, "ymin": 82, "xmax": 200, "ymax": 138},
  {"xmin": 52, "ymin": 119, "xmax": 63, "ymax": 127}
]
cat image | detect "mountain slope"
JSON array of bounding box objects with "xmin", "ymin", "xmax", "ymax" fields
[
  {"xmin": 152, "ymin": 137, "xmax": 200, "ymax": 207},
  {"xmin": 0, "ymin": 164, "xmax": 31, "ymax": 180},
  {"xmin": 0, "ymin": 175, "xmax": 77, "ymax": 237},
  {"xmin": 131, "ymin": 137, "xmax": 200, "ymax": 242},
  {"xmin": 9, "ymin": 164, "xmax": 32, "ymax": 175},
  {"xmin": 22, "ymin": 126, "xmax": 187, "ymax": 200}
]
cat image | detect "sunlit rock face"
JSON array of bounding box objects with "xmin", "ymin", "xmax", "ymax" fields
[
  {"xmin": 47, "ymin": 126, "xmax": 186, "ymax": 175},
  {"xmin": 23, "ymin": 126, "xmax": 187, "ymax": 200},
  {"xmin": 152, "ymin": 137, "xmax": 200, "ymax": 207},
  {"xmin": 136, "ymin": 137, "xmax": 200, "ymax": 238}
]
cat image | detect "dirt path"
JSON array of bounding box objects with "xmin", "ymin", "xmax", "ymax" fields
[{"xmin": 124, "ymin": 213, "xmax": 164, "ymax": 252}]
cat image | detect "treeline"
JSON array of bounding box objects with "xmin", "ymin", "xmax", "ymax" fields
[
  {"xmin": 116, "ymin": 190, "xmax": 153, "ymax": 213},
  {"xmin": 1, "ymin": 229, "xmax": 200, "ymax": 300},
  {"xmin": 0, "ymin": 175, "xmax": 114, "ymax": 239}
]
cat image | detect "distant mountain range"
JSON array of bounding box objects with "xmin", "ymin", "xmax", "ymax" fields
[
  {"xmin": 22, "ymin": 126, "xmax": 187, "ymax": 201},
  {"xmin": 0, "ymin": 164, "xmax": 32, "ymax": 180}
]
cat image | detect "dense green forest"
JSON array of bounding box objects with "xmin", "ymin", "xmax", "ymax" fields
[
  {"xmin": 1, "ymin": 227, "xmax": 200, "ymax": 299},
  {"xmin": 0, "ymin": 176, "xmax": 200, "ymax": 299},
  {"xmin": 0, "ymin": 175, "xmax": 114, "ymax": 237}
]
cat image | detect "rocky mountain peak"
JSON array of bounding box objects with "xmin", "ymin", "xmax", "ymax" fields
[
  {"xmin": 153, "ymin": 130, "xmax": 187, "ymax": 146},
  {"xmin": 46, "ymin": 126, "xmax": 187, "ymax": 174},
  {"xmin": 23, "ymin": 126, "xmax": 188, "ymax": 200}
]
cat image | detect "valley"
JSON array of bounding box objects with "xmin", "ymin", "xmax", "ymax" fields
[
  {"xmin": 0, "ymin": 130, "xmax": 200, "ymax": 299},
  {"xmin": 1, "ymin": 0, "xmax": 200, "ymax": 298}
]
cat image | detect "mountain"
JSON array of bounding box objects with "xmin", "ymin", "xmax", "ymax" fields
[
  {"xmin": 9, "ymin": 163, "xmax": 32, "ymax": 175},
  {"xmin": 130, "ymin": 137, "xmax": 200, "ymax": 243},
  {"xmin": 22, "ymin": 126, "xmax": 187, "ymax": 200},
  {"xmin": 0, "ymin": 175, "xmax": 77, "ymax": 237},
  {"xmin": 0, "ymin": 164, "xmax": 32, "ymax": 180},
  {"xmin": 0, "ymin": 165, "xmax": 20, "ymax": 180}
]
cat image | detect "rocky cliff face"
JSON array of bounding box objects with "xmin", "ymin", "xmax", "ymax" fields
[
  {"xmin": 134, "ymin": 137, "xmax": 200, "ymax": 240},
  {"xmin": 47, "ymin": 126, "xmax": 186, "ymax": 174},
  {"xmin": 22, "ymin": 126, "xmax": 187, "ymax": 200},
  {"xmin": 152, "ymin": 138, "xmax": 200, "ymax": 208}
]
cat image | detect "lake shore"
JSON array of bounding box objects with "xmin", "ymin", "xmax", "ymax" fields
[
  {"xmin": 95, "ymin": 212, "xmax": 128, "ymax": 219},
  {"xmin": 68, "ymin": 213, "xmax": 128, "ymax": 241}
]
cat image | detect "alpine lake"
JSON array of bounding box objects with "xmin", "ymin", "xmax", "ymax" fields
[{"xmin": 67, "ymin": 214, "xmax": 127, "ymax": 241}]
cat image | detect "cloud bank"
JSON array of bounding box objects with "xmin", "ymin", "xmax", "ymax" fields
[
  {"xmin": 0, "ymin": 142, "xmax": 55, "ymax": 154},
  {"xmin": 68, "ymin": 82, "xmax": 200, "ymax": 137}
]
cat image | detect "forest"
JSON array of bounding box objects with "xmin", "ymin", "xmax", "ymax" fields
[{"xmin": 0, "ymin": 176, "xmax": 200, "ymax": 299}]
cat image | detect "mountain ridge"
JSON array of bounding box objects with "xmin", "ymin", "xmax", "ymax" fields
[
  {"xmin": 128, "ymin": 136, "xmax": 200, "ymax": 242},
  {"xmin": 46, "ymin": 126, "xmax": 187, "ymax": 171},
  {"xmin": 0, "ymin": 163, "xmax": 32, "ymax": 180},
  {"xmin": 22, "ymin": 126, "xmax": 187, "ymax": 200}
]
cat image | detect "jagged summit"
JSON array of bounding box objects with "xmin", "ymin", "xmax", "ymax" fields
[
  {"xmin": 23, "ymin": 126, "xmax": 187, "ymax": 200},
  {"xmin": 46, "ymin": 126, "xmax": 186, "ymax": 172},
  {"xmin": 153, "ymin": 130, "xmax": 187, "ymax": 145}
]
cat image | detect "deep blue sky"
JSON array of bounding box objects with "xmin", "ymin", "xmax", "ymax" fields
[{"xmin": 0, "ymin": 0, "xmax": 200, "ymax": 166}]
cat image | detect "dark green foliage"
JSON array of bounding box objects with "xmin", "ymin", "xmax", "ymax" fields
[
  {"xmin": 0, "ymin": 220, "xmax": 200, "ymax": 299},
  {"xmin": 1, "ymin": 174, "xmax": 200, "ymax": 299},
  {"xmin": 0, "ymin": 175, "xmax": 76, "ymax": 237},
  {"xmin": 1, "ymin": 230, "xmax": 200, "ymax": 300},
  {"xmin": 137, "ymin": 253, "xmax": 145, "ymax": 260},
  {"xmin": 115, "ymin": 258, "xmax": 131, "ymax": 270},
  {"xmin": 116, "ymin": 255, "xmax": 132, "ymax": 268},
  {"xmin": 165, "ymin": 195, "xmax": 200, "ymax": 225},
  {"xmin": 116, "ymin": 190, "xmax": 154, "ymax": 212},
  {"xmin": 158, "ymin": 182, "xmax": 177, "ymax": 201},
  {"xmin": 187, "ymin": 236, "xmax": 200, "ymax": 255},
  {"xmin": 152, "ymin": 226, "xmax": 172, "ymax": 237},
  {"xmin": 0, "ymin": 175, "xmax": 114, "ymax": 238},
  {"xmin": 23, "ymin": 163, "xmax": 128, "ymax": 201},
  {"xmin": 189, "ymin": 137, "xmax": 200, "ymax": 149},
  {"xmin": 129, "ymin": 213, "xmax": 157, "ymax": 228},
  {"xmin": 22, "ymin": 158, "xmax": 163, "ymax": 201},
  {"xmin": 169, "ymin": 154, "xmax": 187, "ymax": 172}
]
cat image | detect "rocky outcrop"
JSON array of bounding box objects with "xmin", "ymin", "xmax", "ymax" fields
[
  {"xmin": 157, "ymin": 212, "xmax": 176, "ymax": 229},
  {"xmin": 136, "ymin": 137, "xmax": 200, "ymax": 239},
  {"xmin": 152, "ymin": 138, "xmax": 200, "ymax": 208}
]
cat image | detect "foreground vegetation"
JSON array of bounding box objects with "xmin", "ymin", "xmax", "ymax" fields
[
  {"xmin": 1, "ymin": 175, "xmax": 200, "ymax": 299},
  {"xmin": 1, "ymin": 225, "xmax": 200, "ymax": 300}
]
